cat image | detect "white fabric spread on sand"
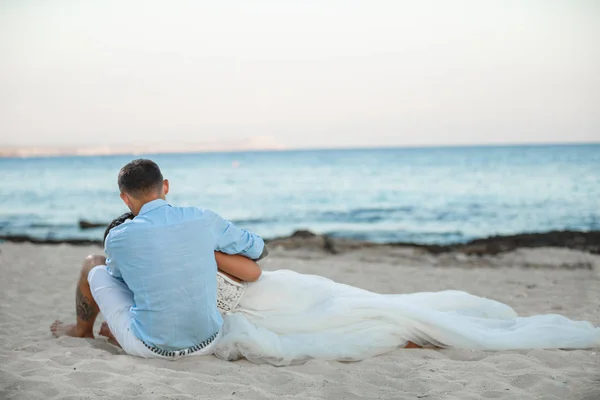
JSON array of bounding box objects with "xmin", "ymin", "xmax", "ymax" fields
[{"xmin": 213, "ymin": 270, "xmax": 600, "ymax": 366}]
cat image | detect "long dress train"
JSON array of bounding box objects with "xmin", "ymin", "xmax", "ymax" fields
[{"xmin": 213, "ymin": 270, "xmax": 600, "ymax": 366}]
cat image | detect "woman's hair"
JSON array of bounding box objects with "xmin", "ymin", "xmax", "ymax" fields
[{"xmin": 103, "ymin": 212, "xmax": 134, "ymax": 244}]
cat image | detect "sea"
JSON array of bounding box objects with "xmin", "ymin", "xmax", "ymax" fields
[{"xmin": 1, "ymin": 144, "xmax": 599, "ymax": 244}]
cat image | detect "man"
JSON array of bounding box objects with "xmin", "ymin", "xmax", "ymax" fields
[{"xmin": 50, "ymin": 159, "xmax": 267, "ymax": 358}]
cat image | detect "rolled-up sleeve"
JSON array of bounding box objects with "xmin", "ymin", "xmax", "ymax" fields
[{"xmin": 206, "ymin": 209, "xmax": 266, "ymax": 260}]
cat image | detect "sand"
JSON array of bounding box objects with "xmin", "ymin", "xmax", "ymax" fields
[{"xmin": 1, "ymin": 242, "xmax": 599, "ymax": 400}]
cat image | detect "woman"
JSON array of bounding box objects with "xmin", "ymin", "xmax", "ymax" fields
[{"xmin": 101, "ymin": 214, "xmax": 600, "ymax": 366}]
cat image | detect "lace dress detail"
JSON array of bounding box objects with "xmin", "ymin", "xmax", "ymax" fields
[{"xmin": 217, "ymin": 272, "xmax": 246, "ymax": 315}]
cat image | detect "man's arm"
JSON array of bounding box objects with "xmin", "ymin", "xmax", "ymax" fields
[{"xmin": 206, "ymin": 209, "xmax": 268, "ymax": 260}]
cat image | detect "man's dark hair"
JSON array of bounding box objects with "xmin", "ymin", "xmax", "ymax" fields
[
  {"xmin": 118, "ymin": 159, "xmax": 163, "ymax": 196},
  {"xmin": 103, "ymin": 212, "xmax": 134, "ymax": 244}
]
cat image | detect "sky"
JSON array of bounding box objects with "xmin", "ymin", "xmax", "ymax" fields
[{"xmin": 1, "ymin": 0, "xmax": 599, "ymax": 151}]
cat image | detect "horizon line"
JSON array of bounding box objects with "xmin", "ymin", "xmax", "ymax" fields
[{"xmin": 1, "ymin": 140, "xmax": 598, "ymax": 160}]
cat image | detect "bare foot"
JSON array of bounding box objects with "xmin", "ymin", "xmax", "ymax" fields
[
  {"xmin": 98, "ymin": 322, "xmax": 121, "ymax": 348},
  {"xmin": 98, "ymin": 322, "xmax": 114, "ymax": 339},
  {"xmin": 50, "ymin": 320, "xmax": 94, "ymax": 338}
]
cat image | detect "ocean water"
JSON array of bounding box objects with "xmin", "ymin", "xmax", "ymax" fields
[{"xmin": 1, "ymin": 144, "xmax": 599, "ymax": 244}]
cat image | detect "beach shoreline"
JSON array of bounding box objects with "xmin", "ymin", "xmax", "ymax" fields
[{"xmin": 2, "ymin": 229, "xmax": 599, "ymax": 256}]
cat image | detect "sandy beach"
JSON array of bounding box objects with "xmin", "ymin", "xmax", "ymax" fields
[{"xmin": 0, "ymin": 242, "xmax": 598, "ymax": 400}]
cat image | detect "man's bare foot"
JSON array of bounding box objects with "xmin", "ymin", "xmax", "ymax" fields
[
  {"xmin": 98, "ymin": 322, "xmax": 121, "ymax": 348},
  {"xmin": 50, "ymin": 320, "xmax": 94, "ymax": 338}
]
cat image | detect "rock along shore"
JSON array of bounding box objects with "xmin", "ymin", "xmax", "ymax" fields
[{"xmin": 1, "ymin": 229, "xmax": 599, "ymax": 256}]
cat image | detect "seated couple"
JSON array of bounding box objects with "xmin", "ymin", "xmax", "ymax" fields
[{"xmin": 51, "ymin": 159, "xmax": 600, "ymax": 366}]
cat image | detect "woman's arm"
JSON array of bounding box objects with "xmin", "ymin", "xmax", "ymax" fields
[{"xmin": 214, "ymin": 251, "xmax": 262, "ymax": 282}]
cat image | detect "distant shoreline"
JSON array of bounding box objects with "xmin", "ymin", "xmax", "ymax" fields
[
  {"xmin": 1, "ymin": 141, "xmax": 598, "ymax": 160},
  {"xmin": 2, "ymin": 229, "xmax": 598, "ymax": 256}
]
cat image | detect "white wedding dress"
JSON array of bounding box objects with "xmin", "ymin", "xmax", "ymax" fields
[{"xmin": 213, "ymin": 270, "xmax": 600, "ymax": 366}]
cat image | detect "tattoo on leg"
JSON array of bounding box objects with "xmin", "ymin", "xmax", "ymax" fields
[{"xmin": 76, "ymin": 287, "xmax": 95, "ymax": 321}]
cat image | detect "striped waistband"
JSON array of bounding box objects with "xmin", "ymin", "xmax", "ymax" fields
[{"xmin": 142, "ymin": 331, "xmax": 219, "ymax": 358}]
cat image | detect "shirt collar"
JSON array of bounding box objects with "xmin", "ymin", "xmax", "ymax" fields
[{"xmin": 138, "ymin": 199, "xmax": 169, "ymax": 215}]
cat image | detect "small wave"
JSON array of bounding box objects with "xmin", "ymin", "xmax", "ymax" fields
[
  {"xmin": 325, "ymin": 229, "xmax": 467, "ymax": 244},
  {"xmin": 317, "ymin": 206, "xmax": 414, "ymax": 223},
  {"xmin": 0, "ymin": 221, "xmax": 80, "ymax": 238},
  {"xmin": 29, "ymin": 223, "xmax": 74, "ymax": 229},
  {"xmin": 0, "ymin": 221, "xmax": 75, "ymax": 229},
  {"xmin": 351, "ymin": 206, "xmax": 414, "ymax": 214},
  {"xmin": 231, "ymin": 218, "xmax": 276, "ymax": 225}
]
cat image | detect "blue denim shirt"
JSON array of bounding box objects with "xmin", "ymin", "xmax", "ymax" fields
[{"xmin": 104, "ymin": 199, "xmax": 265, "ymax": 350}]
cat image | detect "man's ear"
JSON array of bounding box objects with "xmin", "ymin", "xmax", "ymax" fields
[
  {"xmin": 163, "ymin": 179, "xmax": 169, "ymax": 196},
  {"xmin": 120, "ymin": 192, "xmax": 133, "ymax": 211}
]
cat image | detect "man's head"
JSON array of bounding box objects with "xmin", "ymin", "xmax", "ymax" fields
[{"xmin": 118, "ymin": 159, "xmax": 169, "ymax": 215}]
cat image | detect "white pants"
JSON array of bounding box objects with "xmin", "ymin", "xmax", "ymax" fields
[{"xmin": 88, "ymin": 265, "xmax": 221, "ymax": 359}]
